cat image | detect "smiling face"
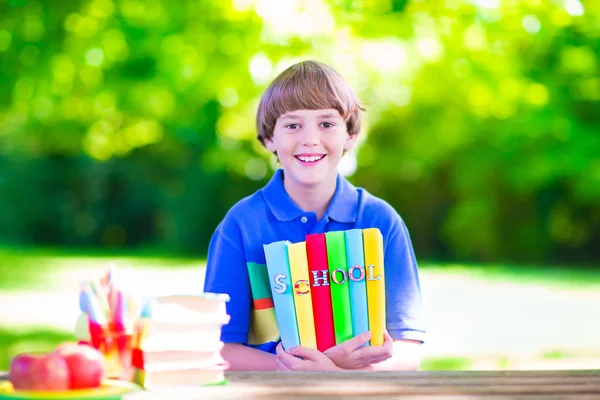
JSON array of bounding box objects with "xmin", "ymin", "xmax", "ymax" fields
[{"xmin": 265, "ymin": 109, "xmax": 359, "ymax": 190}]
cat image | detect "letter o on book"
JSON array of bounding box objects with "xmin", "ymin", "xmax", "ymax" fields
[
  {"xmin": 349, "ymin": 265, "xmax": 365, "ymax": 282},
  {"xmin": 331, "ymin": 268, "xmax": 348, "ymax": 284}
]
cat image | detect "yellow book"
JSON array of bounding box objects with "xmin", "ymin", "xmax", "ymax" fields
[
  {"xmin": 362, "ymin": 228, "xmax": 386, "ymax": 346},
  {"xmin": 287, "ymin": 242, "xmax": 317, "ymax": 349}
]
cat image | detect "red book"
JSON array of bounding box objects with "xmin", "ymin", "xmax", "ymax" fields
[{"xmin": 306, "ymin": 233, "xmax": 336, "ymax": 352}]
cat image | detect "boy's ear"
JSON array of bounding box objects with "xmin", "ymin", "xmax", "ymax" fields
[
  {"xmin": 344, "ymin": 133, "xmax": 359, "ymax": 151},
  {"xmin": 264, "ymin": 136, "xmax": 276, "ymax": 153}
]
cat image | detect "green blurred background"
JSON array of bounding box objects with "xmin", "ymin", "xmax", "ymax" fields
[{"xmin": 1, "ymin": 0, "xmax": 599, "ymax": 371}]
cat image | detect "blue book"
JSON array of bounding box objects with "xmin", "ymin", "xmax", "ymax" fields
[
  {"xmin": 344, "ymin": 229, "xmax": 370, "ymax": 345},
  {"xmin": 263, "ymin": 241, "xmax": 300, "ymax": 350}
]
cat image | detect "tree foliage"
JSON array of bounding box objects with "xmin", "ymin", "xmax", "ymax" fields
[{"xmin": 0, "ymin": 0, "xmax": 599, "ymax": 263}]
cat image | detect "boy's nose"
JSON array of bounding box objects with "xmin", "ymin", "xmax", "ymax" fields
[{"xmin": 301, "ymin": 126, "xmax": 320, "ymax": 146}]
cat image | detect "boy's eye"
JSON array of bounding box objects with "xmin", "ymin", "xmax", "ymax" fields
[
  {"xmin": 286, "ymin": 123, "xmax": 300, "ymax": 129},
  {"xmin": 321, "ymin": 122, "xmax": 334, "ymax": 128}
]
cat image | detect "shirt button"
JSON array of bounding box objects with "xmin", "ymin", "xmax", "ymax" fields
[{"xmin": 301, "ymin": 216, "xmax": 308, "ymax": 223}]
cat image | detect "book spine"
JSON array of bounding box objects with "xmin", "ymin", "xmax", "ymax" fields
[
  {"xmin": 344, "ymin": 229, "xmax": 369, "ymax": 344},
  {"xmin": 263, "ymin": 241, "xmax": 300, "ymax": 350},
  {"xmin": 306, "ymin": 233, "xmax": 336, "ymax": 352},
  {"xmin": 362, "ymin": 228, "xmax": 386, "ymax": 346},
  {"xmin": 246, "ymin": 261, "xmax": 280, "ymax": 344},
  {"xmin": 325, "ymin": 231, "xmax": 353, "ymax": 344},
  {"xmin": 287, "ymin": 242, "xmax": 318, "ymax": 349}
]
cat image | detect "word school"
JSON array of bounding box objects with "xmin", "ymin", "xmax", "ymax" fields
[{"xmin": 272, "ymin": 264, "xmax": 381, "ymax": 295}]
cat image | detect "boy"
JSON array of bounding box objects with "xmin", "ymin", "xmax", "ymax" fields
[{"xmin": 203, "ymin": 60, "xmax": 425, "ymax": 371}]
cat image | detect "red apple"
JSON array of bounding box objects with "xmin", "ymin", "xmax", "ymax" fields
[
  {"xmin": 28, "ymin": 353, "xmax": 71, "ymax": 391},
  {"xmin": 54, "ymin": 343, "xmax": 105, "ymax": 389},
  {"xmin": 9, "ymin": 353, "xmax": 70, "ymax": 391},
  {"xmin": 8, "ymin": 354, "xmax": 38, "ymax": 390}
]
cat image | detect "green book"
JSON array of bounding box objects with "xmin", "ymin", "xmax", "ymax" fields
[{"xmin": 325, "ymin": 231, "xmax": 353, "ymax": 344}]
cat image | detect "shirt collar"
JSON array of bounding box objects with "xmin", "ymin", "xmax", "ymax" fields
[{"xmin": 262, "ymin": 169, "xmax": 358, "ymax": 223}]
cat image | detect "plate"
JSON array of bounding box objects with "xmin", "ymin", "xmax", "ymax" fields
[{"xmin": 0, "ymin": 380, "xmax": 142, "ymax": 400}]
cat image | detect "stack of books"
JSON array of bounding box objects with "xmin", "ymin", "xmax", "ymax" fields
[
  {"xmin": 131, "ymin": 293, "xmax": 230, "ymax": 388},
  {"xmin": 263, "ymin": 228, "xmax": 386, "ymax": 352}
]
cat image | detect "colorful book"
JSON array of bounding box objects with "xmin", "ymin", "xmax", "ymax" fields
[
  {"xmin": 325, "ymin": 231, "xmax": 353, "ymax": 344},
  {"xmin": 263, "ymin": 241, "xmax": 300, "ymax": 350},
  {"xmin": 135, "ymin": 364, "xmax": 228, "ymax": 388},
  {"xmin": 287, "ymin": 241, "xmax": 318, "ymax": 349},
  {"xmin": 362, "ymin": 228, "xmax": 386, "ymax": 346},
  {"xmin": 344, "ymin": 229, "xmax": 369, "ymax": 344},
  {"xmin": 305, "ymin": 233, "xmax": 336, "ymax": 352},
  {"xmin": 246, "ymin": 262, "xmax": 280, "ymax": 347}
]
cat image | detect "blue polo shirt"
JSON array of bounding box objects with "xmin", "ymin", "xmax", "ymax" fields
[{"xmin": 203, "ymin": 169, "xmax": 425, "ymax": 353}]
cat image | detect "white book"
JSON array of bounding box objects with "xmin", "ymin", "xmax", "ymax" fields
[
  {"xmin": 140, "ymin": 367, "xmax": 227, "ymax": 388},
  {"xmin": 145, "ymin": 320, "xmax": 229, "ymax": 336},
  {"xmin": 149, "ymin": 302, "xmax": 227, "ymax": 324},
  {"xmin": 141, "ymin": 332, "xmax": 223, "ymax": 352},
  {"xmin": 143, "ymin": 352, "xmax": 226, "ymax": 372},
  {"xmin": 151, "ymin": 294, "xmax": 229, "ymax": 323},
  {"xmin": 143, "ymin": 345, "xmax": 224, "ymax": 365},
  {"xmin": 136, "ymin": 292, "xmax": 230, "ymax": 352}
]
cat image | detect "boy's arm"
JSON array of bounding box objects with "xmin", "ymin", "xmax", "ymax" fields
[
  {"xmin": 319, "ymin": 330, "xmax": 421, "ymax": 371},
  {"xmin": 365, "ymin": 339, "xmax": 422, "ymax": 371},
  {"xmin": 204, "ymin": 227, "xmax": 264, "ymax": 370},
  {"xmin": 384, "ymin": 218, "xmax": 426, "ymax": 344},
  {"xmin": 222, "ymin": 343, "xmax": 277, "ymax": 371},
  {"xmin": 276, "ymin": 337, "xmax": 421, "ymax": 372}
]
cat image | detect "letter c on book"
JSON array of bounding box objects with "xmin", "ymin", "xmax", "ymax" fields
[
  {"xmin": 294, "ymin": 280, "xmax": 310, "ymax": 295},
  {"xmin": 273, "ymin": 273, "xmax": 287, "ymax": 294}
]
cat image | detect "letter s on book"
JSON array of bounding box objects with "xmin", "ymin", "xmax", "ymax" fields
[{"xmin": 273, "ymin": 273, "xmax": 287, "ymax": 294}]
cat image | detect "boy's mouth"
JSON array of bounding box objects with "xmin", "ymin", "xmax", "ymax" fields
[{"xmin": 295, "ymin": 154, "xmax": 326, "ymax": 164}]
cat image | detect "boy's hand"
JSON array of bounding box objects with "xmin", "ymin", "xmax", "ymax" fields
[
  {"xmin": 275, "ymin": 343, "xmax": 340, "ymax": 372},
  {"xmin": 324, "ymin": 330, "xmax": 394, "ymax": 370}
]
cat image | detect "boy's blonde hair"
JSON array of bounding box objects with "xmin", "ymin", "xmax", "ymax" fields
[{"xmin": 256, "ymin": 60, "xmax": 364, "ymax": 146}]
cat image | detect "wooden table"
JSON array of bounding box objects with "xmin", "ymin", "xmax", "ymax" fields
[{"xmin": 2, "ymin": 370, "xmax": 600, "ymax": 399}]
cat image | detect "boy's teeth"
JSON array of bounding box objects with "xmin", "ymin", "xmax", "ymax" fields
[{"xmin": 298, "ymin": 155, "xmax": 323, "ymax": 162}]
